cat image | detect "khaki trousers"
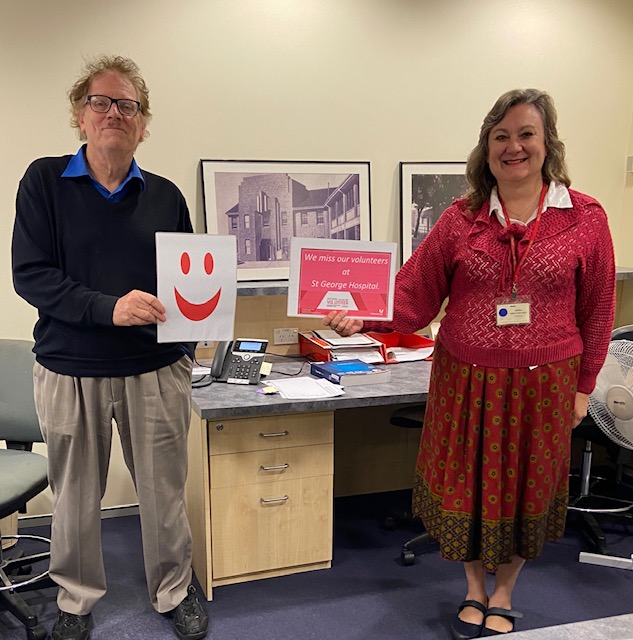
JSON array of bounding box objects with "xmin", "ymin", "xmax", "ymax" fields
[{"xmin": 33, "ymin": 357, "xmax": 194, "ymax": 615}]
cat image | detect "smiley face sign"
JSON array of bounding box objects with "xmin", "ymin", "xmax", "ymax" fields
[
  {"xmin": 156, "ymin": 232, "xmax": 237, "ymax": 343},
  {"xmin": 175, "ymin": 250, "xmax": 223, "ymax": 321}
]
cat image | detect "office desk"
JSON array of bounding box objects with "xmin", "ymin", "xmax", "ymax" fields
[{"xmin": 185, "ymin": 359, "xmax": 431, "ymax": 600}]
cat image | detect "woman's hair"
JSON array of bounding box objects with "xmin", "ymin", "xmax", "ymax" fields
[
  {"xmin": 67, "ymin": 55, "xmax": 152, "ymax": 140},
  {"xmin": 465, "ymin": 88, "xmax": 570, "ymax": 210}
]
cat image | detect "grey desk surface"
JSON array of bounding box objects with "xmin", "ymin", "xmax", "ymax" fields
[
  {"xmin": 617, "ymin": 266, "xmax": 633, "ymax": 281},
  {"xmin": 191, "ymin": 358, "xmax": 431, "ymax": 420},
  {"xmin": 511, "ymin": 613, "xmax": 633, "ymax": 640}
]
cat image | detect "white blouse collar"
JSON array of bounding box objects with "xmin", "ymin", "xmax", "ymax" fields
[{"xmin": 489, "ymin": 181, "xmax": 572, "ymax": 227}]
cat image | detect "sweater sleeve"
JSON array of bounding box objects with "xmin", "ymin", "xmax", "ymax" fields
[
  {"xmin": 364, "ymin": 205, "xmax": 457, "ymax": 333},
  {"xmin": 12, "ymin": 164, "xmax": 118, "ymax": 327},
  {"xmin": 574, "ymin": 203, "xmax": 616, "ymax": 394}
]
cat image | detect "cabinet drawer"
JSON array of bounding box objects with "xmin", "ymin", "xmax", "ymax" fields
[
  {"xmin": 211, "ymin": 443, "xmax": 333, "ymax": 488},
  {"xmin": 208, "ymin": 412, "xmax": 333, "ymax": 455},
  {"xmin": 211, "ymin": 476, "xmax": 333, "ymax": 579}
]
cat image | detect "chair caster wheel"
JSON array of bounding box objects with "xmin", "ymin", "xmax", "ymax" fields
[
  {"xmin": 27, "ymin": 624, "xmax": 48, "ymax": 640},
  {"xmin": 401, "ymin": 551, "xmax": 416, "ymax": 566}
]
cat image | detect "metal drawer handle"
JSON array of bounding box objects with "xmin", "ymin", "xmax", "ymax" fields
[
  {"xmin": 260, "ymin": 464, "xmax": 290, "ymax": 471},
  {"xmin": 260, "ymin": 495, "xmax": 289, "ymax": 504},
  {"xmin": 259, "ymin": 430, "xmax": 289, "ymax": 438}
]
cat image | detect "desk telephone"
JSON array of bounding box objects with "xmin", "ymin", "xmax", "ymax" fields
[{"xmin": 210, "ymin": 338, "xmax": 268, "ymax": 384}]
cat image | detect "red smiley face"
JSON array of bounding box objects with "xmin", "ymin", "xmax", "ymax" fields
[{"xmin": 174, "ymin": 251, "xmax": 222, "ymax": 321}]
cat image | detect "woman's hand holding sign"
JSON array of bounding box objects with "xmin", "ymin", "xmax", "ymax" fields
[{"xmin": 323, "ymin": 311, "xmax": 365, "ymax": 337}]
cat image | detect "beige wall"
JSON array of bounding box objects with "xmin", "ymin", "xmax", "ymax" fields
[{"xmin": 2, "ymin": 0, "xmax": 633, "ymax": 516}]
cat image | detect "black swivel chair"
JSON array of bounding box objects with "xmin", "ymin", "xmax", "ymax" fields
[
  {"xmin": 386, "ymin": 405, "xmax": 434, "ymax": 565},
  {"xmin": 567, "ymin": 325, "xmax": 633, "ymax": 556},
  {"xmin": 0, "ymin": 339, "xmax": 52, "ymax": 640}
]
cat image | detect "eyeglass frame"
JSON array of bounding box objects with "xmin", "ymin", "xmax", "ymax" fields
[{"xmin": 85, "ymin": 94, "xmax": 142, "ymax": 117}]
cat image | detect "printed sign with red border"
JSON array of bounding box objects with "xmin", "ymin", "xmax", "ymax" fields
[{"xmin": 287, "ymin": 238, "xmax": 397, "ymax": 320}]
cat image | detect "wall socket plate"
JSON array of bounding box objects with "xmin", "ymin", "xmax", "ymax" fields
[{"xmin": 273, "ymin": 327, "xmax": 299, "ymax": 345}]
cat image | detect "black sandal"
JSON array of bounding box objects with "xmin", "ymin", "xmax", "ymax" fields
[
  {"xmin": 450, "ymin": 599, "xmax": 487, "ymax": 640},
  {"xmin": 481, "ymin": 607, "xmax": 523, "ymax": 636}
]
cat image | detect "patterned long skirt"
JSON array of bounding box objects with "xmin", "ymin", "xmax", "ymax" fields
[{"xmin": 412, "ymin": 340, "xmax": 580, "ymax": 572}]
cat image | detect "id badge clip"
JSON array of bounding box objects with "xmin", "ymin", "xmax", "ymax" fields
[{"xmin": 496, "ymin": 294, "xmax": 531, "ymax": 326}]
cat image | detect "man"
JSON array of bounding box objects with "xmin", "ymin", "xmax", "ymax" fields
[{"xmin": 12, "ymin": 55, "xmax": 208, "ymax": 640}]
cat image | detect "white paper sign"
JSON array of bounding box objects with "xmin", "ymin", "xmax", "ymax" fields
[{"xmin": 156, "ymin": 233, "xmax": 237, "ymax": 343}]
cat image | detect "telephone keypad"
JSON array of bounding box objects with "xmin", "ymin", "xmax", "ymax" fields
[{"xmin": 227, "ymin": 354, "xmax": 265, "ymax": 384}]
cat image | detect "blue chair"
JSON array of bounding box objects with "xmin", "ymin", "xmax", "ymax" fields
[{"xmin": 0, "ymin": 339, "xmax": 52, "ymax": 640}]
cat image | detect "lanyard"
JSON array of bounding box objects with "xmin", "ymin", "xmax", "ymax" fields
[{"xmin": 498, "ymin": 183, "xmax": 548, "ymax": 299}]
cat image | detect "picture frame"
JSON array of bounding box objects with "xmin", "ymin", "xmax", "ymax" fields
[
  {"xmin": 399, "ymin": 162, "xmax": 468, "ymax": 264},
  {"xmin": 200, "ymin": 160, "xmax": 372, "ymax": 281}
]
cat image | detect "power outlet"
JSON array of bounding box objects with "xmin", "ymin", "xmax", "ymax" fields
[{"xmin": 273, "ymin": 327, "xmax": 299, "ymax": 345}]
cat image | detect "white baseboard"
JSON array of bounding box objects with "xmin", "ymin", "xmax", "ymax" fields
[{"xmin": 18, "ymin": 504, "xmax": 140, "ymax": 529}]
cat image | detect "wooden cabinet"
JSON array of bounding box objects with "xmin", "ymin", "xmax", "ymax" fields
[{"xmin": 185, "ymin": 411, "xmax": 334, "ymax": 599}]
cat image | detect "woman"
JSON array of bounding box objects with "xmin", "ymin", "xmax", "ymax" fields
[{"xmin": 325, "ymin": 89, "xmax": 615, "ymax": 637}]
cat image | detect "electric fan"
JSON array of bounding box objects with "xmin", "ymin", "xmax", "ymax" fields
[
  {"xmin": 588, "ymin": 340, "xmax": 633, "ymax": 451},
  {"xmin": 576, "ymin": 339, "xmax": 633, "ymax": 570}
]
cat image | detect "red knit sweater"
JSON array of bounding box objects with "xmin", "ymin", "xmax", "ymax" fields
[{"xmin": 365, "ymin": 189, "xmax": 615, "ymax": 394}]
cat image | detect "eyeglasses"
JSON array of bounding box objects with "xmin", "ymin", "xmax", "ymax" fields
[{"xmin": 85, "ymin": 95, "xmax": 141, "ymax": 117}]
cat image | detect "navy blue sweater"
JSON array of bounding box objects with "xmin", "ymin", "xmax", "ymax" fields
[{"xmin": 12, "ymin": 155, "xmax": 193, "ymax": 377}]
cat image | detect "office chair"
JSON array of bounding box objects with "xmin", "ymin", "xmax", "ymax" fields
[
  {"xmin": 567, "ymin": 325, "xmax": 633, "ymax": 558},
  {"xmin": 386, "ymin": 405, "xmax": 434, "ymax": 565},
  {"xmin": 0, "ymin": 339, "xmax": 52, "ymax": 640}
]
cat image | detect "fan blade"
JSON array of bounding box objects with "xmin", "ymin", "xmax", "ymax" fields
[
  {"xmin": 613, "ymin": 418, "xmax": 633, "ymax": 450},
  {"xmin": 592, "ymin": 354, "xmax": 626, "ymax": 403}
]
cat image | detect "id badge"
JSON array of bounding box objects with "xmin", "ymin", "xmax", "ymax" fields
[{"xmin": 495, "ymin": 295, "xmax": 531, "ymax": 326}]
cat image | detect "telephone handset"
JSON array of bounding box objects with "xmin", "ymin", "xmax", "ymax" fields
[{"xmin": 210, "ymin": 338, "xmax": 268, "ymax": 384}]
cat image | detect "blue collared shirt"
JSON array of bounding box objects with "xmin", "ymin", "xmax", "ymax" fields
[{"xmin": 61, "ymin": 145, "xmax": 145, "ymax": 202}]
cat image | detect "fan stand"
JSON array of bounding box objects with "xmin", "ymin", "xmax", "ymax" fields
[
  {"xmin": 579, "ymin": 551, "xmax": 633, "ymax": 570},
  {"xmin": 569, "ymin": 441, "xmax": 633, "ymax": 569},
  {"xmin": 571, "ymin": 329, "xmax": 633, "ymax": 568}
]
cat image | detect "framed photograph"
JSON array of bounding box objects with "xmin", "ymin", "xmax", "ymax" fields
[
  {"xmin": 201, "ymin": 160, "xmax": 371, "ymax": 281},
  {"xmin": 399, "ymin": 162, "xmax": 467, "ymax": 263}
]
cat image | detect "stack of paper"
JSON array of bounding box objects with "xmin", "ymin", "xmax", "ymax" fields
[
  {"xmin": 267, "ymin": 377, "xmax": 345, "ymax": 399},
  {"xmin": 330, "ymin": 349, "xmax": 384, "ymax": 363},
  {"xmin": 309, "ymin": 330, "xmax": 385, "ymax": 363},
  {"xmin": 313, "ymin": 330, "xmax": 378, "ymax": 347},
  {"xmin": 386, "ymin": 346, "xmax": 434, "ymax": 362}
]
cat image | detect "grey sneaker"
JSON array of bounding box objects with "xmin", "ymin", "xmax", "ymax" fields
[
  {"xmin": 172, "ymin": 585, "xmax": 209, "ymax": 640},
  {"xmin": 51, "ymin": 610, "xmax": 91, "ymax": 640}
]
